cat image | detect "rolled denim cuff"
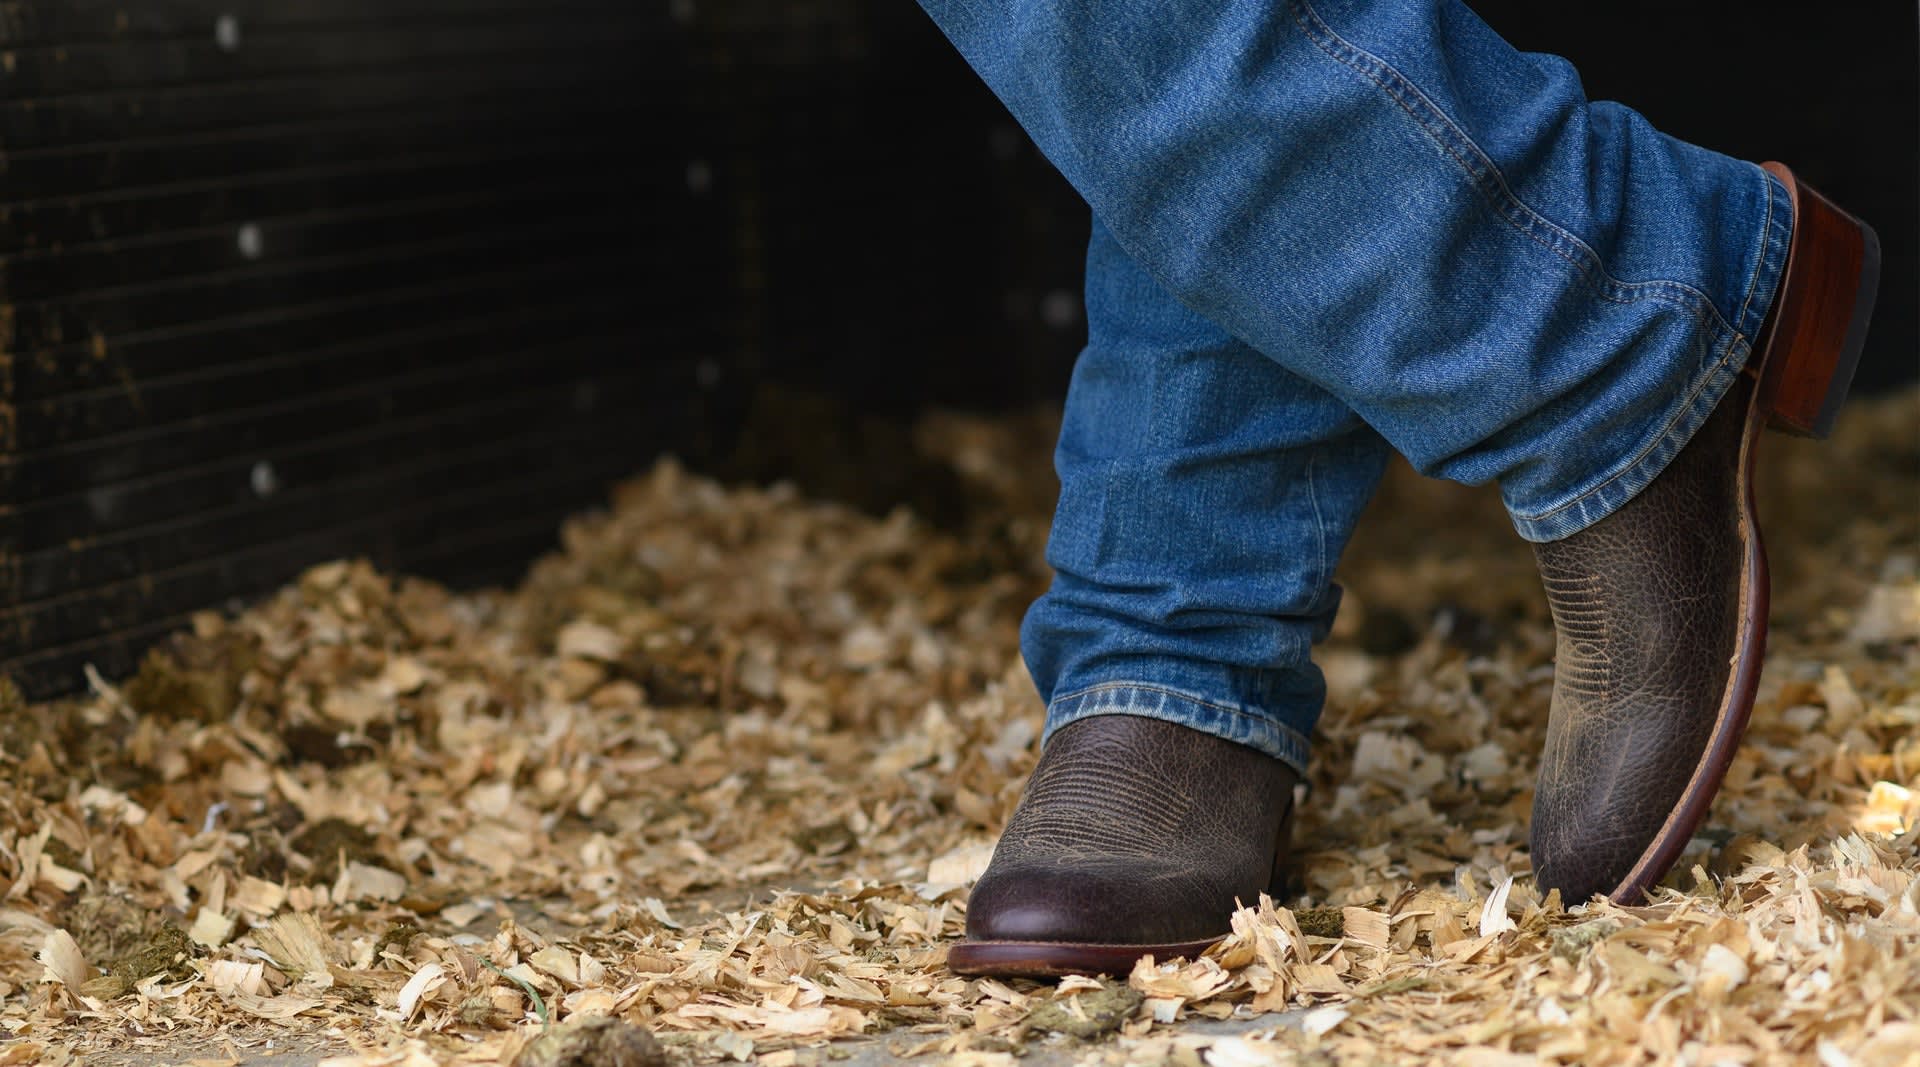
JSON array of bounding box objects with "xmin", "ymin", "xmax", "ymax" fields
[
  {"xmin": 1506, "ymin": 164, "xmax": 1796, "ymax": 543},
  {"xmin": 1042, "ymin": 681, "xmax": 1315, "ymax": 778},
  {"xmin": 1506, "ymin": 344, "xmax": 1747, "ymax": 542}
]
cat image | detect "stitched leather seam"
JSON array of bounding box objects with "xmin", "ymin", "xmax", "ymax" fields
[{"xmin": 1512, "ymin": 339, "xmax": 1744, "ymax": 525}]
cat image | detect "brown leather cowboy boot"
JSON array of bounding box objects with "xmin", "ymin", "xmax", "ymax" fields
[
  {"xmin": 1530, "ymin": 163, "xmax": 1880, "ymax": 905},
  {"xmin": 948, "ymin": 714, "xmax": 1298, "ymax": 977}
]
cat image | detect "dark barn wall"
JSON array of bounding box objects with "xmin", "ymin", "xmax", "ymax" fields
[
  {"xmin": 0, "ymin": 0, "xmax": 1084, "ymax": 697},
  {"xmin": 0, "ymin": 0, "xmax": 746, "ymax": 694},
  {"xmin": 694, "ymin": 1, "xmax": 1088, "ymax": 415}
]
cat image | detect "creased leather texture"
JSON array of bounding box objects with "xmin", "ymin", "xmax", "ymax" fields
[
  {"xmin": 964, "ymin": 714, "xmax": 1298, "ymax": 947},
  {"xmin": 1529, "ymin": 375, "xmax": 1751, "ymax": 904}
]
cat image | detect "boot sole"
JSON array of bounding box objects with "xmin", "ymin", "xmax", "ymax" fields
[
  {"xmin": 1604, "ymin": 163, "xmax": 1880, "ymax": 904},
  {"xmin": 946, "ymin": 935, "xmax": 1225, "ymax": 978}
]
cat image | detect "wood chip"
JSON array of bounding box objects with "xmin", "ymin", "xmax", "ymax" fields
[
  {"xmin": 189, "ymin": 909, "xmax": 235, "ymax": 949},
  {"xmin": 231, "ymin": 876, "xmax": 288, "ymax": 918},
  {"xmin": 221, "ymin": 991, "xmax": 324, "ymax": 1020},
  {"xmin": 1477, "ymin": 877, "xmax": 1517, "ymax": 937},
  {"xmin": 1341, "ymin": 907, "xmax": 1391, "ymax": 950},
  {"xmin": 37, "ymin": 929, "xmax": 89, "ymax": 988},
  {"xmin": 205, "ymin": 960, "xmax": 266, "ymax": 998},
  {"xmin": 253, "ymin": 913, "xmax": 334, "ymax": 987},
  {"xmin": 394, "ymin": 962, "xmax": 445, "ymax": 1021}
]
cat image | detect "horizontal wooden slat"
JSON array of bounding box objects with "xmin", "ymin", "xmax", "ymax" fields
[
  {"xmin": 2, "ymin": 336, "xmax": 661, "ymax": 540},
  {"xmin": 1, "ymin": 98, "xmax": 664, "ymax": 199},
  {"xmin": 0, "ymin": 16, "xmax": 670, "ymax": 97},
  {"xmin": 6, "ymin": 216, "xmax": 650, "ymax": 353},
  {"xmin": 8, "ymin": 244, "xmax": 729, "ymax": 402},
  {"xmin": 0, "ymin": 144, "xmax": 711, "ymax": 253},
  {"xmin": 0, "ymin": 63, "xmax": 674, "ymax": 162},
  {"xmin": 0, "ymin": 306, "xmax": 704, "ymax": 496},
  {"xmin": 0, "ymin": 176, "xmax": 696, "ymax": 302},
  {"xmin": 0, "ymin": 0, "xmax": 663, "ymax": 46}
]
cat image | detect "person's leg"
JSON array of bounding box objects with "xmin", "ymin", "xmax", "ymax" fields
[
  {"xmin": 920, "ymin": 0, "xmax": 1878, "ymax": 928},
  {"xmin": 912, "ymin": 0, "xmax": 1790, "ymax": 540},
  {"xmin": 951, "ymin": 217, "xmax": 1389, "ymax": 977}
]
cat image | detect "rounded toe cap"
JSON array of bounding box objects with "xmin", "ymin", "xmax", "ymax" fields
[{"xmin": 964, "ymin": 860, "xmax": 1240, "ymax": 945}]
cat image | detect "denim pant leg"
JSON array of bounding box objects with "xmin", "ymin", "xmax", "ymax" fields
[
  {"xmin": 915, "ymin": 0, "xmax": 1793, "ymax": 541},
  {"xmin": 1023, "ymin": 219, "xmax": 1391, "ymax": 774}
]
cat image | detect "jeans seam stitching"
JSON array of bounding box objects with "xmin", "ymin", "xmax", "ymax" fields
[
  {"xmin": 1288, "ymin": 0, "xmax": 1735, "ymax": 340},
  {"xmin": 1052, "ymin": 692, "xmax": 1314, "ymax": 756},
  {"xmin": 1743, "ymin": 169, "xmax": 1781, "ymax": 341},
  {"xmin": 1052, "ymin": 680, "xmax": 1293, "ymax": 727},
  {"xmin": 1305, "ymin": 447, "xmax": 1329, "ymax": 590}
]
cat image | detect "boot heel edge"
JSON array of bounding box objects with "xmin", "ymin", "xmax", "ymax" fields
[{"xmin": 1756, "ymin": 163, "xmax": 1881, "ymax": 439}]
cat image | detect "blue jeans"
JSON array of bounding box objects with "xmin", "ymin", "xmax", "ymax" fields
[{"xmin": 917, "ymin": 0, "xmax": 1795, "ymax": 772}]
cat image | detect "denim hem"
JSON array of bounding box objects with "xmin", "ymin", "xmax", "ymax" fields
[
  {"xmin": 1041, "ymin": 681, "xmax": 1314, "ymax": 777},
  {"xmin": 1505, "ymin": 164, "xmax": 1796, "ymax": 544}
]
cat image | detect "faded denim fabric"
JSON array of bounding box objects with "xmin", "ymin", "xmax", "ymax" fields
[
  {"xmin": 1027, "ymin": 219, "xmax": 1392, "ymax": 773},
  {"xmin": 917, "ymin": 0, "xmax": 1794, "ymax": 769}
]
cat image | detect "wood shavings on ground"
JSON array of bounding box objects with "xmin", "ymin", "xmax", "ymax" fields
[{"xmin": 0, "ymin": 389, "xmax": 1914, "ymax": 1067}]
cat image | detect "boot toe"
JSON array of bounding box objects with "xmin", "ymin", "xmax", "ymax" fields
[
  {"xmin": 964, "ymin": 860, "xmax": 1239, "ymax": 946},
  {"xmin": 948, "ymin": 715, "xmax": 1298, "ymax": 975}
]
